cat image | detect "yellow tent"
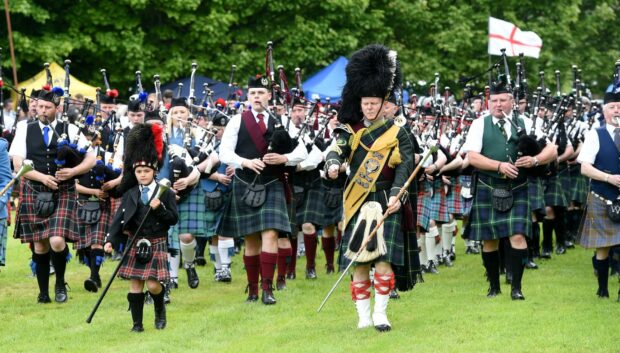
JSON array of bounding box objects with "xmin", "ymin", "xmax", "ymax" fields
[{"xmin": 14, "ymin": 62, "xmax": 98, "ymax": 101}]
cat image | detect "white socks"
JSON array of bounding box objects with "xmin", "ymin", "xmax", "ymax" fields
[
  {"xmin": 218, "ymin": 238, "xmax": 234, "ymax": 268},
  {"xmin": 180, "ymin": 239, "xmax": 197, "ymax": 267}
]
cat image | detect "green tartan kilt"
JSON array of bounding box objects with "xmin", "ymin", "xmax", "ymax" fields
[
  {"xmin": 338, "ymin": 190, "xmax": 404, "ymax": 270},
  {"xmin": 527, "ymin": 175, "xmax": 545, "ymax": 212},
  {"xmin": 569, "ymin": 164, "xmax": 588, "ymax": 204},
  {"xmin": 544, "ymin": 174, "xmax": 568, "ymax": 207},
  {"xmin": 167, "ymin": 226, "xmax": 179, "ymax": 251},
  {"xmin": 217, "ymin": 176, "xmax": 292, "ymax": 238},
  {"xmin": 204, "ymin": 192, "xmax": 232, "ymax": 238},
  {"xmin": 296, "ymin": 184, "xmax": 327, "ymax": 226},
  {"xmin": 468, "ymin": 174, "xmax": 532, "ymax": 241},
  {"xmin": 558, "ymin": 164, "xmax": 573, "ymax": 205},
  {"xmin": 176, "ymin": 186, "xmax": 206, "ymax": 236}
]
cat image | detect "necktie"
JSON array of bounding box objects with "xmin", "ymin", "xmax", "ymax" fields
[
  {"xmin": 257, "ymin": 113, "xmax": 267, "ymax": 134},
  {"xmin": 141, "ymin": 186, "xmax": 150, "ymax": 205},
  {"xmin": 614, "ymin": 128, "xmax": 620, "ymax": 150},
  {"xmin": 497, "ymin": 119, "xmax": 507, "ymax": 140},
  {"xmin": 43, "ymin": 126, "xmax": 50, "ymax": 146}
]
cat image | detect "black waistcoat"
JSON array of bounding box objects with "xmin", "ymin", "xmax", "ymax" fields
[{"xmin": 26, "ymin": 121, "xmax": 66, "ymax": 176}]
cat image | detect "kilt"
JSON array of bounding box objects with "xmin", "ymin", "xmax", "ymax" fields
[
  {"xmin": 338, "ymin": 189, "xmax": 404, "ymax": 269},
  {"xmin": 468, "ymin": 175, "xmax": 531, "ymax": 241},
  {"xmin": 218, "ymin": 175, "xmax": 292, "ymax": 238},
  {"xmin": 445, "ymin": 179, "xmax": 463, "ymax": 215},
  {"xmin": 557, "ymin": 164, "xmax": 573, "ymax": 205},
  {"xmin": 167, "ymin": 226, "xmax": 180, "ymax": 251},
  {"xmin": 544, "ymin": 175, "xmax": 568, "ymax": 208},
  {"xmin": 527, "ymin": 176, "xmax": 545, "ymax": 212},
  {"xmin": 459, "ymin": 175, "xmax": 474, "ymax": 216},
  {"xmin": 176, "ymin": 186, "xmax": 206, "ymax": 236},
  {"xmin": 18, "ymin": 180, "xmax": 79, "ymax": 243},
  {"xmin": 323, "ymin": 185, "xmax": 344, "ymax": 226},
  {"xmin": 76, "ymin": 199, "xmax": 113, "ymax": 250},
  {"xmin": 0, "ymin": 219, "xmax": 6, "ymax": 266},
  {"xmin": 417, "ymin": 179, "xmax": 450, "ymax": 231},
  {"xmin": 569, "ymin": 164, "xmax": 588, "ymax": 204},
  {"xmin": 205, "ymin": 192, "xmax": 232, "ymax": 238},
  {"xmin": 417, "ymin": 180, "xmax": 433, "ymax": 231},
  {"xmin": 118, "ymin": 236, "xmax": 170, "ymax": 282},
  {"xmin": 296, "ymin": 181, "xmax": 327, "ymax": 226},
  {"xmin": 578, "ymin": 193, "xmax": 620, "ymax": 249}
]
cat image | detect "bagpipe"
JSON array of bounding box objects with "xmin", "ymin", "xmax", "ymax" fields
[{"xmin": 91, "ymin": 69, "xmax": 122, "ymax": 183}]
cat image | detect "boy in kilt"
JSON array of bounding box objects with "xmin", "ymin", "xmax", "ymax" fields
[
  {"xmin": 577, "ymin": 84, "xmax": 620, "ymax": 301},
  {"xmin": 105, "ymin": 123, "xmax": 178, "ymax": 332},
  {"xmin": 10, "ymin": 88, "xmax": 96, "ymax": 303},
  {"xmin": 326, "ymin": 44, "xmax": 413, "ymax": 332},
  {"xmin": 218, "ymin": 74, "xmax": 307, "ymax": 305},
  {"xmin": 463, "ymin": 78, "xmax": 556, "ymax": 300}
]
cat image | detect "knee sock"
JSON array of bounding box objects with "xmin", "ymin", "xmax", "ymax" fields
[
  {"xmin": 33, "ymin": 252, "xmax": 50, "ymax": 295},
  {"xmin": 508, "ymin": 247, "xmax": 528, "ymax": 291},
  {"xmin": 210, "ymin": 245, "xmax": 221, "ymax": 271},
  {"xmin": 287, "ymin": 236, "xmax": 298, "ymax": 275},
  {"xmin": 90, "ymin": 248, "xmax": 105, "ymax": 281},
  {"xmin": 180, "ymin": 239, "xmax": 197, "ymax": 266},
  {"xmin": 243, "ymin": 254, "xmax": 260, "ymax": 295},
  {"xmin": 218, "ymin": 238, "xmax": 234, "ymax": 268},
  {"xmin": 303, "ymin": 233, "xmax": 318, "ymax": 269},
  {"xmin": 482, "ymin": 250, "xmax": 500, "ymax": 291},
  {"xmin": 50, "ymin": 246, "xmax": 69, "ymax": 286},
  {"xmin": 259, "ymin": 251, "xmax": 278, "ymax": 290},
  {"xmin": 322, "ymin": 237, "xmax": 336, "ymax": 268},
  {"xmin": 277, "ymin": 247, "xmax": 292, "ymax": 279},
  {"xmin": 552, "ymin": 207, "xmax": 566, "ymax": 247},
  {"xmin": 542, "ymin": 219, "xmax": 554, "ymax": 251},
  {"xmin": 168, "ymin": 253, "xmax": 180, "ymax": 282}
]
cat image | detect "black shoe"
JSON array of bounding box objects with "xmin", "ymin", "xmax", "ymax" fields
[
  {"xmin": 195, "ymin": 256, "xmax": 207, "ymax": 266},
  {"xmin": 564, "ymin": 240, "xmax": 575, "ymax": 249},
  {"xmin": 540, "ymin": 250, "xmax": 552, "ymax": 259},
  {"xmin": 465, "ymin": 246, "xmax": 474, "ymax": 254},
  {"xmin": 84, "ymin": 278, "xmax": 98, "ymax": 293},
  {"xmin": 487, "ymin": 287, "xmax": 501, "ymax": 298},
  {"xmin": 597, "ymin": 288, "xmax": 610, "ymax": 298},
  {"xmin": 511, "ymin": 288, "xmax": 525, "ymax": 300},
  {"xmin": 306, "ymin": 268, "xmax": 317, "ymax": 279},
  {"xmin": 286, "ymin": 272, "xmax": 296, "ymax": 280},
  {"xmin": 131, "ymin": 323, "xmax": 144, "ymax": 333},
  {"xmin": 505, "ymin": 271, "xmax": 513, "ymax": 284},
  {"xmin": 525, "ymin": 260, "xmax": 538, "ymax": 270},
  {"xmin": 389, "ymin": 289, "xmax": 400, "ymax": 300},
  {"xmin": 185, "ymin": 265, "xmax": 200, "ymax": 289},
  {"xmin": 55, "ymin": 283, "xmax": 68, "ymax": 303},
  {"xmin": 449, "ymin": 251, "xmax": 456, "ymax": 262},
  {"xmin": 276, "ymin": 277, "xmax": 287, "ymax": 291},
  {"xmin": 426, "ymin": 261, "xmax": 439, "ymax": 274},
  {"xmin": 95, "ymin": 277, "xmax": 102, "ymax": 288},
  {"xmin": 375, "ymin": 324, "xmax": 392, "ymax": 332},
  {"xmin": 261, "ymin": 289, "xmax": 277, "ymax": 305},
  {"xmin": 246, "ymin": 294, "xmax": 259, "ymax": 302},
  {"xmin": 326, "ymin": 264, "xmax": 335, "ymax": 274},
  {"xmin": 37, "ymin": 293, "xmax": 52, "ymax": 304},
  {"xmin": 556, "ymin": 246, "xmax": 566, "ymax": 255}
]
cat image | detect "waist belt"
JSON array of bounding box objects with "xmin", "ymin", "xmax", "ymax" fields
[{"xmin": 591, "ymin": 191, "xmax": 620, "ymax": 205}]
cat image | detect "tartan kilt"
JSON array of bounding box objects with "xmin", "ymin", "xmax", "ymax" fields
[
  {"xmin": 544, "ymin": 175, "xmax": 568, "ymax": 207},
  {"xmin": 557, "ymin": 165, "xmax": 573, "ymax": 205},
  {"xmin": 459, "ymin": 175, "xmax": 474, "ymax": 216},
  {"xmin": 527, "ymin": 176, "xmax": 545, "ymax": 212},
  {"xmin": 217, "ymin": 176, "xmax": 292, "ymax": 238},
  {"xmin": 0, "ymin": 219, "xmax": 7, "ymax": 266},
  {"xmin": 323, "ymin": 185, "xmax": 344, "ymax": 226},
  {"xmin": 205, "ymin": 192, "xmax": 232, "ymax": 238},
  {"xmin": 468, "ymin": 175, "xmax": 531, "ymax": 241},
  {"xmin": 445, "ymin": 179, "xmax": 463, "ymax": 215},
  {"xmin": 338, "ymin": 189, "xmax": 404, "ymax": 269},
  {"xmin": 176, "ymin": 186, "xmax": 206, "ymax": 236},
  {"xmin": 578, "ymin": 193, "xmax": 620, "ymax": 248},
  {"xmin": 417, "ymin": 180, "xmax": 433, "ymax": 231},
  {"xmin": 296, "ymin": 182, "xmax": 327, "ymax": 226},
  {"xmin": 393, "ymin": 230, "xmax": 423, "ymax": 292},
  {"xmin": 569, "ymin": 164, "xmax": 588, "ymax": 204},
  {"xmin": 18, "ymin": 180, "xmax": 79, "ymax": 243},
  {"xmin": 76, "ymin": 199, "xmax": 113, "ymax": 249},
  {"xmin": 118, "ymin": 236, "xmax": 170, "ymax": 282}
]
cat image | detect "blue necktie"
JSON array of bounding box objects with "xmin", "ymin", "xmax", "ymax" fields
[
  {"xmin": 141, "ymin": 186, "xmax": 150, "ymax": 205},
  {"xmin": 43, "ymin": 126, "xmax": 50, "ymax": 146}
]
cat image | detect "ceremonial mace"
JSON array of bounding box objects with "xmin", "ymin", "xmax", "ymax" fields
[
  {"xmin": 317, "ymin": 146, "xmax": 438, "ymax": 312},
  {"xmin": 0, "ymin": 160, "xmax": 34, "ymax": 197},
  {"xmin": 86, "ymin": 179, "xmax": 172, "ymax": 324}
]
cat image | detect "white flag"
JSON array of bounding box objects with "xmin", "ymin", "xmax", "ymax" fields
[{"xmin": 488, "ymin": 17, "xmax": 542, "ymax": 58}]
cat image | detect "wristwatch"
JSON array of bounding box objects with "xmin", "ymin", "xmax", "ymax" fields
[{"xmin": 533, "ymin": 157, "xmax": 539, "ymax": 167}]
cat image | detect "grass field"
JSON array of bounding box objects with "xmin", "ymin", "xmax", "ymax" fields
[{"xmin": 0, "ymin": 221, "xmax": 618, "ymax": 353}]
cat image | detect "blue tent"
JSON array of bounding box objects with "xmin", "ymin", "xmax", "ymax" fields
[
  {"xmin": 303, "ymin": 56, "xmax": 348, "ymax": 102},
  {"xmin": 161, "ymin": 75, "xmax": 242, "ymax": 101},
  {"xmin": 302, "ymin": 56, "xmax": 409, "ymax": 103}
]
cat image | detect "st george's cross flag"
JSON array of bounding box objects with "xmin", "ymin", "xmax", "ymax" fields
[{"xmin": 488, "ymin": 17, "xmax": 542, "ymax": 58}]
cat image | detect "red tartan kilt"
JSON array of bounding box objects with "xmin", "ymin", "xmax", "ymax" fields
[
  {"xmin": 75, "ymin": 199, "xmax": 113, "ymax": 249},
  {"xmin": 18, "ymin": 180, "xmax": 79, "ymax": 243},
  {"xmin": 118, "ymin": 236, "xmax": 170, "ymax": 282}
]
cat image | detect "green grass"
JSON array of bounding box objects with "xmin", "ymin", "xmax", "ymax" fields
[{"xmin": 0, "ymin": 221, "xmax": 618, "ymax": 353}]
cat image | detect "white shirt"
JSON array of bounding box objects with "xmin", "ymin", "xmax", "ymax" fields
[
  {"xmin": 462, "ymin": 114, "xmax": 536, "ymax": 154},
  {"xmin": 577, "ymin": 124, "xmax": 618, "ymax": 164},
  {"xmin": 281, "ymin": 115, "xmax": 324, "ymax": 171},
  {"xmin": 2, "ymin": 111, "xmax": 16, "ymax": 132},
  {"xmin": 139, "ymin": 180, "xmax": 157, "ymax": 201},
  {"xmin": 9, "ymin": 119, "xmax": 92, "ymax": 159},
  {"xmin": 220, "ymin": 110, "xmax": 308, "ymax": 169}
]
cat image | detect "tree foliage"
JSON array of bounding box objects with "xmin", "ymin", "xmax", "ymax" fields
[{"xmin": 1, "ymin": 0, "xmax": 619, "ymax": 98}]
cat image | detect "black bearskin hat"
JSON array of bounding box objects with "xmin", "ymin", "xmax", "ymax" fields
[
  {"xmin": 339, "ymin": 44, "xmax": 401, "ymax": 125},
  {"xmin": 117, "ymin": 123, "xmax": 164, "ymax": 193}
]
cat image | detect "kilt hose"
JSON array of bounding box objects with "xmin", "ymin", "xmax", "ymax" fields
[
  {"xmin": 468, "ymin": 174, "xmax": 531, "ymax": 241},
  {"xmin": 176, "ymin": 186, "xmax": 206, "ymax": 236},
  {"xmin": 338, "ymin": 189, "xmax": 404, "ymax": 270},
  {"xmin": 579, "ymin": 193, "xmax": 620, "ymax": 249},
  {"xmin": 218, "ymin": 175, "xmax": 291, "ymax": 238},
  {"xmin": 76, "ymin": 198, "xmax": 112, "ymax": 249},
  {"xmin": 18, "ymin": 180, "xmax": 79, "ymax": 243},
  {"xmin": 118, "ymin": 236, "xmax": 170, "ymax": 282}
]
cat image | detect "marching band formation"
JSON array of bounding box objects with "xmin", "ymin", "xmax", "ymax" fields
[{"xmin": 1, "ymin": 43, "xmax": 620, "ymax": 333}]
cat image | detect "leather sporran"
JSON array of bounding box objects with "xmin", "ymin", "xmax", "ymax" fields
[
  {"xmin": 76, "ymin": 200, "xmax": 101, "ymax": 225},
  {"xmin": 35, "ymin": 191, "xmax": 57, "ymax": 218},
  {"xmin": 492, "ymin": 188, "xmax": 513, "ymax": 212},
  {"xmin": 135, "ymin": 238, "xmax": 153, "ymax": 264},
  {"xmin": 324, "ymin": 187, "xmax": 343, "ymax": 208},
  {"xmin": 204, "ymin": 190, "xmax": 224, "ymax": 211},
  {"xmin": 606, "ymin": 200, "xmax": 620, "ymax": 223},
  {"xmin": 241, "ymin": 183, "xmax": 266, "ymax": 208},
  {"xmin": 293, "ymin": 185, "xmax": 305, "ymax": 208}
]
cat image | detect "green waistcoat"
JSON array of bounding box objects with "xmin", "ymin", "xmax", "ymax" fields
[{"xmin": 479, "ymin": 115, "xmax": 525, "ymax": 177}]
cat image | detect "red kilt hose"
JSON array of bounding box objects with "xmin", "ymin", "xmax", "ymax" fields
[
  {"xmin": 18, "ymin": 180, "xmax": 79, "ymax": 243},
  {"xmin": 118, "ymin": 236, "xmax": 170, "ymax": 282},
  {"xmin": 76, "ymin": 198, "xmax": 112, "ymax": 250}
]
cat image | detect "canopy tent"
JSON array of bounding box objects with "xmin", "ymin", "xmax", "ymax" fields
[
  {"xmin": 15, "ymin": 62, "xmax": 98, "ymax": 101},
  {"xmin": 161, "ymin": 75, "xmax": 240, "ymax": 102}
]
